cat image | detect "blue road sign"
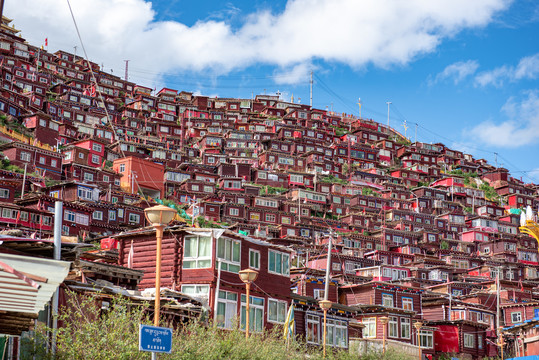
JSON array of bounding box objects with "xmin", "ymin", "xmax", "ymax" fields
[{"xmin": 139, "ymin": 324, "xmax": 173, "ymax": 354}]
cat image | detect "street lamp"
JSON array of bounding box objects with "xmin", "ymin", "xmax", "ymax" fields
[
  {"xmin": 414, "ymin": 321, "xmax": 423, "ymax": 360},
  {"xmin": 144, "ymin": 204, "xmax": 177, "ymax": 327},
  {"xmin": 239, "ymin": 268, "xmax": 259, "ymax": 338},
  {"xmin": 379, "ymin": 316, "xmax": 389, "ymax": 354},
  {"xmin": 319, "ymin": 299, "xmax": 332, "ymax": 357}
]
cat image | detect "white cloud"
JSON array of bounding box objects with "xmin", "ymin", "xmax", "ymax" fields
[
  {"xmin": 273, "ymin": 63, "xmax": 313, "ymax": 85},
  {"xmin": 431, "ymin": 60, "xmax": 479, "ymax": 85},
  {"xmin": 7, "ymin": 0, "xmax": 510, "ymax": 87},
  {"xmin": 474, "ymin": 53, "xmax": 539, "ymax": 87},
  {"xmin": 467, "ymin": 90, "xmax": 539, "ymax": 147}
]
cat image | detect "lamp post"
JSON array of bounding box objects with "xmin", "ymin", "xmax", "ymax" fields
[
  {"xmin": 379, "ymin": 316, "xmax": 389, "ymax": 354},
  {"xmin": 414, "ymin": 321, "xmax": 423, "ymax": 360},
  {"xmin": 319, "ymin": 299, "xmax": 332, "ymax": 357},
  {"xmin": 239, "ymin": 269, "xmax": 259, "ymax": 338},
  {"xmin": 144, "ymin": 204, "xmax": 177, "ymax": 327}
]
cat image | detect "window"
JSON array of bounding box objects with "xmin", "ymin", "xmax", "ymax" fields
[
  {"xmin": 268, "ymin": 299, "xmax": 287, "ymax": 324},
  {"xmin": 249, "ymin": 249, "xmax": 260, "ymax": 269},
  {"xmin": 402, "ymin": 297, "xmax": 413, "ymax": 311},
  {"xmin": 184, "ymin": 235, "xmax": 212, "ymax": 269},
  {"xmin": 0, "ymin": 189, "xmax": 9, "ymax": 198},
  {"xmin": 382, "ymin": 294, "xmax": 394, "ymax": 308},
  {"xmin": 511, "ymin": 312, "xmax": 522, "ymax": 323},
  {"xmin": 128, "ymin": 213, "xmax": 140, "ymax": 224},
  {"xmin": 463, "ymin": 333, "xmax": 474, "ymax": 348},
  {"xmin": 229, "ymin": 208, "xmax": 239, "ymax": 216},
  {"xmin": 119, "ymin": 164, "xmax": 125, "ymax": 173},
  {"xmin": 77, "ymin": 186, "xmax": 93, "ymax": 200},
  {"xmin": 217, "ymin": 237, "xmax": 240, "ymax": 273},
  {"xmin": 216, "ymin": 290, "xmax": 237, "ymax": 329},
  {"xmin": 388, "ymin": 316, "xmax": 398, "ymax": 338},
  {"xmin": 93, "ymin": 211, "xmax": 103, "ymax": 220},
  {"xmin": 419, "ymin": 330, "xmax": 433, "ymax": 349},
  {"xmin": 326, "ymin": 319, "xmax": 348, "ymax": 348},
  {"xmin": 51, "ymin": 159, "xmax": 57, "ymax": 167},
  {"xmin": 91, "ymin": 154, "xmax": 100, "ymax": 164},
  {"xmin": 478, "ymin": 335, "xmax": 483, "ymax": 349},
  {"xmin": 103, "ymin": 175, "xmax": 110, "ymax": 183},
  {"xmin": 109, "ymin": 210, "xmax": 116, "ymax": 221},
  {"xmin": 75, "ymin": 213, "xmax": 89, "ymax": 225},
  {"xmin": 307, "ymin": 314, "xmax": 320, "ymax": 344},
  {"xmin": 362, "ymin": 318, "xmax": 376, "ymax": 338},
  {"xmin": 400, "ymin": 318, "xmax": 410, "ymax": 339},
  {"xmin": 118, "ymin": 208, "xmax": 124, "ymax": 218},
  {"xmin": 268, "ymin": 250, "xmax": 290, "ymax": 276},
  {"xmin": 20, "ymin": 151, "xmax": 31, "ymax": 162},
  {"xmin": 83, "ymin": 173, "xmax": 94, "ymax": 182},
  {"xmin": 92, "ymin": 143, "xmax": 103, "ymax": 152},
  {"xmin": 241, "ymin": 295, "xmax": 264, "ymax": 333},
  {"xmin": 64, "ymin": 210, "xmax": 76, "ymax": 222},
  {"xmin": 181, "ymin": 284, "xmax": 210, "ymax": 307}
]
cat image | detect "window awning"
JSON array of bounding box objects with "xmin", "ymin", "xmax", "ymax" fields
[{"xmin": 0, "ymin": 253, "xmax": 70, "ymax": 335}]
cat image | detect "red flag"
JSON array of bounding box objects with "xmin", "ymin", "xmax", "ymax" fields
[{"xmin": 45, "ymin": 38, "xmax": 48, "ymax": 46}]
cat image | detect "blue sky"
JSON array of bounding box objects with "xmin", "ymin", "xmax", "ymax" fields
[{"xmin": 7, "ymin": 0, "xmax": 539, "ymax": 182}]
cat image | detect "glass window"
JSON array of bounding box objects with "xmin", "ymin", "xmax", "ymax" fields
[
  {"xmin": 249, "ymin": 249, "xmax": 260, "ymax": 269},
  {"xmin": 217, "ymin": 237, "xmax": 240, "ymax": 273},
  {"xmin": 463, "ymin": 333, "xmax": 474, "ymax": 348},
  {"xmin": 216, "ymin": 290, "xmax": 237, "ymax": 329},
  {"xmin": 400, "ymin": 318, "xmax": 411, "ymax": 339},
  {"xmin": 268, "ymin": 250, "xmax": 290, "ymax": 276},
  {"xmin": 419, "ymin": 330, "xmax": 433, "ymax": 349},
  {"xmin": 382, "ymin": 293, "xmax": 394, "ymax": 308},
  {"xmin": 307, "ymin": 314, "xmax": 320, "ymax": 344},
  {"xmin": 362, "ymin": 317, "xmax": 376, "ymax": 338},
  {"xmin": 388, "ymin": 316, "xmax": 398, "ymax": 338},
  {"xmin": 184, "ymin": 235, "xmax": 212, "ymax": 269},
  {"xmin": 240, "ymin": 295, "xmax": 264, "ymax": 333},
  {"xmin": 267, "ymin": 299, "xmax": 287, "ymax": 324},
  {"xmin": 402, "ymin": 297, "xmax": 413, "ymax": 311}
]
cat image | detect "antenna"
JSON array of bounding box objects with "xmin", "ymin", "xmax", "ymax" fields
[{"xmin": 358, "ymin": 98, "xmax": 362, "ymax": 118}]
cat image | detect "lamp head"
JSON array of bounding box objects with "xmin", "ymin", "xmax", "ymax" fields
[
  {"xmin": 319, "ymin": 299, "xmax": 332, "ymax": 311},
  {"xmin": 239, "ymin": 268, "xmax": 259, "ymax": 284},
  {"xmin": 144, "ymin": 204, "xmax": 177, "ymax": 226}
]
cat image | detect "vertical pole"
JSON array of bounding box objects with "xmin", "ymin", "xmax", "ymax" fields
[
  {"xmin": 324, "ymin": 236, "xmax": 332, "ymax": 298},
  {"xmin": 21, "ymin": 163, "xmax": 28, "ymax": 199},
  {"xmin": 415, "ymin": 123, "xmax": 418, "ymax": 143},
  {"xmin": 310, "ymin": 71, "xmax": 313, "ymax": 108},
  {"xmin": 322, "ymin": 308, "xmax": 328, "ymax": 357},
  {"xmin": 417, "ymin": 328, "xmax": 422, "ymax": 360},
  {"xmin": 0, "ymin": 0, "xmax": 4, "ymax": 22},
  {"xmin": 154, "ymin": 225, "xmax": 164, "ymax": 327},
  {"xmin": 51, "ymin": 201, "xmax": 63, "ymax": 356},
  {"xmin": 383, "ymin": 321, "xmax": 387, "ymax": 354},
  {"xmin": 213, "ymin": 259, "xmax": 222, "ymax": 328},
  {"xmin": 245, "ymin": 282, "xmax": 251, "ymax": 338}
]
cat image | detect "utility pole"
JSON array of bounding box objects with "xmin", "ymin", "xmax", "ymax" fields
[
  {"xmin": 496, "ymin": 266, "xmax": 504, "ymax": 360},
  {"xmin": 310, "ymin": 71, "xmax": 313, "ymax": 108},
  {"xmin": 124, "ymin": 60, "xmax": 129, "ymax": 81},
  {"xmin": 358, "ymin": 97, "xmax": 362, "ymax": 118},
  {"xmin": 403, "ymin": 120, "xmax": 408, "ymax": 139},
  {"xmin": 415, "ymin": 123, "xmax": 418, "ymax": 143},
  {"xmin": 20, "ymin": 163, "xmax": 28, "ymax": 199},
  {"xmin": 386, "ymin": 101, "xmax": 392, "ymax": 127},
  {"xmin": 73, "ymin": 46, "xmax": 77, "ymax": 58},
  {"xmin": 494, "ymin": 152, "xmax": 498, "ymax": 168}
]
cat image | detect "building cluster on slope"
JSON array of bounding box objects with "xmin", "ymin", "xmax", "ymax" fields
[{"xmin": 1, "ymin": 16, "xmax": 539, "ymax": 359}]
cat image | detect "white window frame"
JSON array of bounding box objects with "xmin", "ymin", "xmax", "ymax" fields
[
  {"xmin": 400, "ymin": 318, "xmax": 411, "ymax": 339},
  {"xmin": 268, "ymin": 249, "xmax": 290, "ymax": 276},
  {"xmin": 463, "ymin": 333, "xmax": 474, "ymax": 348},
  {"xmin": 183, "ymin": 235, "xmax": 212, "ymax": 269},
  {"xmin": 93, "ymin": 211, "xmax": 103, "ymax": 220},
  {"xmin": 240, "ymin": 294, "xmax": 264, "ymax": 333},
  {"xmin": 267, "ymin": 298, "xmax": 287, "ymax": 324},
  {"xmin": 362, "ymin": 317, "xmax": 376, "ymax": 338},
  {"xmin": 249, "ymin": 249, "xmax": 260, "ymax": 270},
  {"xmin": 216, "ymin": 290, "xmax": 238, "ymax": 329},
  {"xmin": 216, "ymin": 237, "xmax": 241, "ymax": 273}
]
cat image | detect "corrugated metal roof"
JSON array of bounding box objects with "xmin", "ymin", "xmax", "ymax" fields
[{"xmin": 0, "ymin": 253, "xmax": 70, "ymax": 315}]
